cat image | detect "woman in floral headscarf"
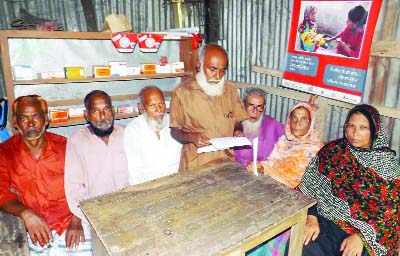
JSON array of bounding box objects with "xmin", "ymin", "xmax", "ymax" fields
[
  {"xmin": 246, "ymin": 101, "xmax": 323, "ymax": 256},
  {"xmin": 300, "ymin": 104, "xmax": 400, "ymax": 256},
  {"xmin": 260, "ymin": 101, "xmax": 324, "ymax": 189}
]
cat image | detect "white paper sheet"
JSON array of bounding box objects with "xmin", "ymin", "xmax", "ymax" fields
[
  {"xmin": 252, "ymin": 137, "xmax": 259, "ymax": 176},
  {"xmin": 197, "ymin": 136, "xmax": 251, "ymax": 154}
]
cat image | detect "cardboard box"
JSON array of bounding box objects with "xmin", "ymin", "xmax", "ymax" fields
[
  {"xmin": 37, "ymin": 72, "xmax": 49, "ymax": 79},
  {"xmin": 68, "ymin": 107, "xmax": 85, "ymax": 120},
  {"xmin": 93, "ymin": 66, "xmax": 111, "ymax": 78},
  {"xmin": 117, "ymin": 105, "xmax": 134, "ymax": 114},
  {"xmin": 49, "ymin": 109, "xmax": 69, "ymax": 123},
  {"xmin": 156, "ymin": 64, "xmax": 172, "ymax": 74},
  {"xmin": 13, "ymin": 65, "xmax": 33, "ymax": 80},
  {"xmin": 65, "ymin": 67, "xmax": 86, "ymax": 79},
  {"xmin": 171, "ymin": 62, "xmax": 185, "ymax": 73},
  {"xmin": 109, "ymin": 61, "xmax": 127, "ymax": 77},
  {"xmin": 140, "ymin": 63, "xmax": 156, "ymax": 75},
  {"xmin": 126, "ymin": 66, "xmax": 141, "ymax": 76},
  {"xmin": 48, "ymin": 71, "xmax": 65, "ymax": 79}
]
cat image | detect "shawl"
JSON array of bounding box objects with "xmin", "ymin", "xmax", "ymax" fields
[
  {"xmin": 234, "ymin": 115, "xmax": 284, "ymax": 166},
  {"xmin": 299, "ymin": 104, "xmax": 400, "ymax": 256},
  {"xmin": 298, "ymin": 6, "xmax": 317, "ymax": 34},
  {"xmin": 261, "ymin": 102, "xmax": 323, "ymax": 188}
]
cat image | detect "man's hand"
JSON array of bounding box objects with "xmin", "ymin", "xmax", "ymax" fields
[
  {"xmin": 170, "ymin": 127, "xmax": 210, "ymax": 147},
  {"xmin": 65, "ymin": 215, "xmax": 84, "ymax": 250},
  {"xmin": 246, "ymin": 161, "xmax": 264, "ymax": 174},
  {"xmin": 21, "ymin": 209, "xmax": 52, "ymax": 246},
  {"xmin": 340, "ymin": 233, "xmax": 364, "ymax": 256},
  {"xmin": 233, "ymin": 121, "xmax": 244, "ymax": 137},
  {"xmin": 304, "ymin": 215, "xmax": 320, "ymax": 245},
  {"xmin": 233, "ymin": 130, "xmax": 244, "ymax": 137},
  {"xmin": 191, "ymin": 133, "xmax": 210, "ymax": 148}
]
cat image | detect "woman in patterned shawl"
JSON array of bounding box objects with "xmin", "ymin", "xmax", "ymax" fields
[
  {"xmin": 260, "ymin": 101, "xmax": 323, "ymax": 189},
  {"xmin": 247, "ymin": 101, "xmax": 323, "ymax": 256},
  {"xmin": 299, "ymin": 104, "xmax": 400, "ymax": 256}
]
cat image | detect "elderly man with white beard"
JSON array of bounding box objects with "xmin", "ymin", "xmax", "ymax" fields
[
  {"xmin": 170, "ymin": 44, "xmax": 248, "ymax": 171},
  {"xmin": 124, "ymin": 86, "xmax": 182, "ymax": 185},
  {"xmin": 234, "ymin": 87, "xmax": 284, "ymax": 167}
]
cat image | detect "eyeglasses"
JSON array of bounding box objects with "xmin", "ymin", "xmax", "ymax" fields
[
  {"xmin": 290, "ymin": 115, "xmax": 310, "ymax": 124},
  {"xmin": 245, "ymin": 103, "xmax": 265, "ymax": 112}
]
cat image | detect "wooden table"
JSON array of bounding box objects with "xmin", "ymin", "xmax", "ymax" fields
[
  {"xmin": 81, "ymin": 162, "xmax": 315, "ymax": 256},
  {"xmin": 0, "ymin": 210, "xmax": 29, "ymax": 255}
]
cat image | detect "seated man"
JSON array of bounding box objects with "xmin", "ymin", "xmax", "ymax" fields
[
  {"xmin": 0, "ymin": 95, "xmax": 92, "ymax": 255},
  {"xmin": 124, "ymin": 86, "xmax": 182, "ymax": 185},
  {"xmin": 65, "ymin": 90, "xmax": 129, "ymax": 221},
  {"xmin": 234, "ymin": 87, "xmax": 284, "ymax": 166}
]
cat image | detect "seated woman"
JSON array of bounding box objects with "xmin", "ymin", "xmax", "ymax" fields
[
  {"xmin": 246, "ymin": 101, "xmax": 323, "ymax": 256},
  {"xmin": 299, "ymin": 104, "xmax": 400, "ymax": 256},
  {"xmin": 250, "ymin": 101, "xmax": 323, "ymax": 188}
]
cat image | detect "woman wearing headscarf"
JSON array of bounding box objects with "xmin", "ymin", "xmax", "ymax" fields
[
  {"xmin": 298, "ymin": 6, "xmax": 318, "ymax": 51},
  {"xmin": 299, "ymin": 104, "xmax": 400, "ymax": 256},
  {"xmin": 298, "ymin": 6, "xmax": 318, "ymax": 34},
  {"xmin": 260, "ymin": 101, "xmax": 324, "ymax": 189},
  {"xmin": 246, "ymin": 101, "xmax": 323, "ymax": 256}
]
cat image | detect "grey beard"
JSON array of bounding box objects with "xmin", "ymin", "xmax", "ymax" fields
[
  {"xmin": 242, "ymin": 114, "xmax": 264, "ymax": 137},
  {"xmin": 144, "ymin": 113, "xmax": 167, "ymax": 132}
]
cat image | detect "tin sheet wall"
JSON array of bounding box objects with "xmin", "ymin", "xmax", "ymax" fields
[
  {"xmin": 219, "ymin": 0, "xmax": 400, "ymax": 159},
  {"xmin": 0, "ymin": 0, "xmax": 398, "ymax": 158}
]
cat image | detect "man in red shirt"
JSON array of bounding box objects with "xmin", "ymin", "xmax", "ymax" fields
[{"xmin": 0, "ymin": 95, "xmax": 92, "ymax": 255}]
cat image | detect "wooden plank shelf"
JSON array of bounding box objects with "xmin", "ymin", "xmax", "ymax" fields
[
  {"xmin": 49, "ymin": 107, "xmax": 172, "ymax": 128},
  {"xmin": 0, "ymin": 30, "xmax": 194, "ymax": 41},
  {"xmin": 46, "ymin": 91, "xmax": 173, "ymax": 107},
  {"xmin": 13, "ymin": 72, "xmax": 193, "ymax": 85},
  {"xmin": 48, "ymin": 112, "xmax": 140, "ymax": 128}
]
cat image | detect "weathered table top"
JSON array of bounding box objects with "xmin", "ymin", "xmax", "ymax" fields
[
  {"xmin": 81, "ymin": 161, "xmax": 315, "ymax": 256},
  {"xmin": 0, "ymin": 210, "xmax": 29, "ymax": 256}
]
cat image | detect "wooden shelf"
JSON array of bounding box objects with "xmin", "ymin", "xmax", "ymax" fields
[
  {"xmin": 49, "ymin": 112, "xmax": 140, "ymax": 128},
  {"xmin": 46, "ymin": 91, "xmax": 173, "ymax": 107},
  {"xmin": 14, "ymin": 72, "xmax": 193, "ymax": 85},
  {"xmin": 0, "ymin": 30, "xmax": 194, "ymax": 40}
]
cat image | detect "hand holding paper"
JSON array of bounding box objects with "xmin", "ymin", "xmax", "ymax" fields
[{"xmin": 197, "ymin": 136, "xmax": 251, "ymax": 154}]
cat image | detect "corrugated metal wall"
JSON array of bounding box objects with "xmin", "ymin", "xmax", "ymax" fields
[
  {"xmin": 0, "ymin": 0, "xmax": 398, "ymax": 157},
  {"xmin": 219, "ymin": 0, "xmax": 400, "ymax": 159},
  {"xmin": 221, "ymin": 0, "xmax": 295, "ymax": 125},
  {"xmin": 0, "ymin": 0, "xmax": 203, "ymax": 32}
]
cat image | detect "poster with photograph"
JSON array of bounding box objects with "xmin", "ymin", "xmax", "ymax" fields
[{"xmin": 282, "ymin": 0, "xmax": 382, "ymax": 104}]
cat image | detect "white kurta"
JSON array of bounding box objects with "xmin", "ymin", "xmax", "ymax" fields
[{"xmin": 124, "ymin": 114, "xmax": 182, "ymax": 185}]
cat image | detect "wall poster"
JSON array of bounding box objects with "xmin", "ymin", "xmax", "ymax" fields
[{"xmin": 282, "ymin": 0, "xmax": 382, "ymax": 104}]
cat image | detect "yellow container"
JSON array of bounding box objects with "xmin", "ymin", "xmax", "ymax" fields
[{"xmin": 64, "ymin": 67, "xmax": 86, "ymax": 79}]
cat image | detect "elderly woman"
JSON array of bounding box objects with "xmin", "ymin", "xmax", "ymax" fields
[
  {"xmin": 299, "ymin": 104, "xmax": 400, "ymax": 256},
  {"xmin": 259, "ymin": 101, "xmax": 323, "ymax": 188},
  {"xmin": 246, "ymin": 101, "xmax": 323, "ymax": 256}
]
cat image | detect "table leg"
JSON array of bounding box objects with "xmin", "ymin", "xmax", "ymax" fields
[{"xmin": 287, "ymin": 209, "xmax": 307, "ymax": 256}]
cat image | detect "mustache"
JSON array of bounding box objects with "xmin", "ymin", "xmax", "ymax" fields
[
  {"xmin": 97, "ymin": 119, "xmax": 112, "ymax": 125},
  {"xmin": 208, "ymin": 79, "xmax": 222, "ymax": 84},
  {"xmin": 152, "ymin": 112, "xmax": 164, "ymax": 117},
  {"xmin": 25, "ymin": 127, "xmax": 40, "ymax": 132}
]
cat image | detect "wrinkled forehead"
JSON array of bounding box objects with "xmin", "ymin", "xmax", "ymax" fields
[
  {"xmin": 87, "ymin": 94, "xmax": 112, "ymax": 109},
  {"xmin": 13, "ymin": 97, "xmax": 46, "ymax": 115}
]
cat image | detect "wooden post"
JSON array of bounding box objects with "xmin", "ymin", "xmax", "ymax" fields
[{"xmin": 80, "ymin": 0, "xmax": 98, "ymax": 32}]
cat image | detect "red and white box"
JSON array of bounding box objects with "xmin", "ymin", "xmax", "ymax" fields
[
  {"xmin": 111, "ymin": 32, "xmax": 137, "ymax": 53},
  {"xmin": 137, "ymin": 34, "xmax": 163, "ymax": 53}
]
